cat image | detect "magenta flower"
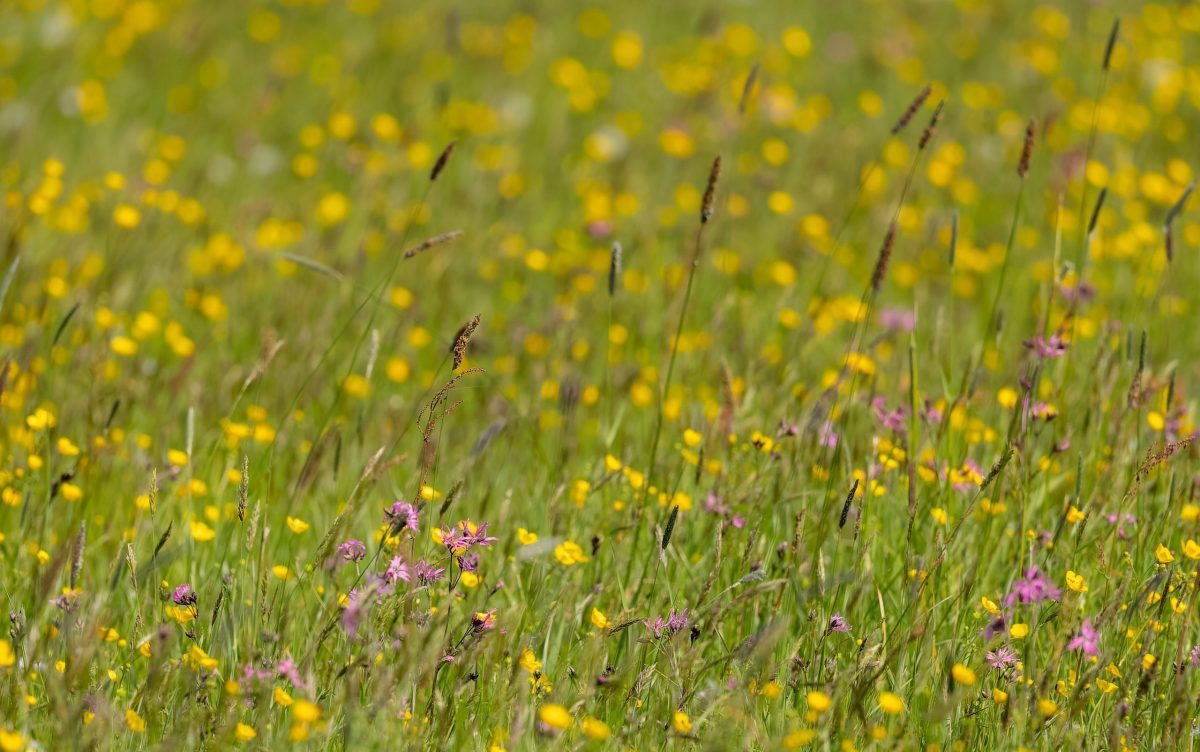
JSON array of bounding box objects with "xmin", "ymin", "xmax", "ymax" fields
[
  {"xmin": 384, "ymin": 556, "xmax": 410, "ymax": 585},
  {"xmin": 1024, "ymin": 333, "xmax": 1068, "ymax": 358},
  {"xmin": 981, "ymin": 615, "xmax": 1007, "ymax": 642},
  {"xmin": 1003, "ymin": 567, "xmax": 1062, "ymax": 607},
  {"xmin": 827, "ymin": 614, "xmax": 851, "ymax": 633},
  {"xmin": 414, "ymin": 558, "xmax": 445, "ymax": 585},
  {"xmin": 385, "ymin": 501, "xmax": 420, "ymax": 533},
  {"xmin": 986, "ymin": 644, "xmax": 1018, "ymax": 669},
  {"xmin": 341, "ymin": 591, "xmax": 364, "ymax": 637},
  {"xmin": 277, "ymin": 654, "xmax": 304, "ymax": 689},
  {"xmin": 441, "ymin": 520, "xmax": 499, "ymax": 554},
  {"xmin": 336, "ymin": 539, "xmax": 367, "ymax": 562},
  {"xmin": 644, "ymin": 609, "xmax": 689, "ymax": 639},
  {"xmin": 1066, "ymin": 619, "xmax": 1099, "ymax": 657},
  {"xmin": 877, "ymin": 307, "xmax": 915, "ymax": 332},
  {"xmin": 172, "ymin": 583, "xmax": 196, "ymax": 606},
  {"xmin": 471, "ymin": 609, "xmax": 497, "ymax": 632},
  {"xmin": 871, "ymin": 397, "xmax": 907, "ymax": 433}
]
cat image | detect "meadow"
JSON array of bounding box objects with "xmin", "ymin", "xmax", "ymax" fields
[{"xmin": 0, "ymin": 0, "xmax": 1199, "ymax": 749}]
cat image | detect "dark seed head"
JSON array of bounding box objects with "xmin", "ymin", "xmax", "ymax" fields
[
  {"xmin": 430, "ymin": 140, "xmax": 456, "ymax": 182},
  {"xmin": 870, "ymin": 222, "xmax": 897, "ymax": 293},
  {"xmin": 1017, "ymin": 119, "xmax": 1036, "ymax": 178},
  {"xmin": 892, "ymin": 84, "xmax": 932, "ymax": 135},
  {"xmin": 701, "ymin": 156, "xmax": 722, "ymax": 224}
]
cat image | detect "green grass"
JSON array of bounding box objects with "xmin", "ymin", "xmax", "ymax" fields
[{"xmin": 0, "ymin": 0, "xmax": 1199, "ymax": 749}]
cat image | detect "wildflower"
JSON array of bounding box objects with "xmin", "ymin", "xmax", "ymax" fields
[
  {"xmin": 517, "ymin": 528, "xmax": 538, "ymax": 545},
  {"xmin": 384, "ymin": 557, "xmax": 410, "ymax": 585},
  {"xmin": 554, "ymin": 540, "xmax": 589, "ymax": 565},
  {"xmin": 1009, "ymin": 623, "xmax": 1029, "ymax": 639},
  {"xmin": 125, "ymin": 708, "xmax": 146, "ymax": 732},
  {"xmin": 519, "ymin": 649, "xmax": 542, "ymax": 673},
  {"xmin": 172, "ymin": 583, "xmax": 196, "ymax": 606},
  {"xmin": 981, "ymin": 615, "xmax": 1007, "ymax": 642},
  {"xmin": 986, "ymin": 645, "xmax": 1018, "ymax": 669},
  {"xmin": 1184, "ymin": 539, "xmax": 1200, "ymax": 560},
  {"xmin": 277, "ymin": 654, "xmax": 304, "ymax": 688},
  {"xmin": 1024, "ymin": 333, "xmax": 1068, "ymax": 358},
  {"xmin": 806, "ymin": 691, "xmax": 831, "ymax": 713},
  {"xmin": 672, "ymin": 711, "xmax": 693, "ymax": 734},
  {"xmin": 235, "ymin": 723, "xmax": 257, "ymax": 741},
  {"xmin": 871, "ymin": 397, "xmax": 907, "ymax": 433},
  {"xmin": 1066, "ymin": 619, "xmax": 1099, "ymax": 657},
  {"xmin": 1004, "ymin": 566, "xmax": 1062, "ymax": 607},
  {"xmin": 413, "ymin": 558, "xmax": 446, "ymax": 585},
  {"xmin": 472, "ymin": 610, "xmax": 497, "ymax": 632},
  {"xmin": 385, "ymin": 501, "xmax": 420, "ymax": 533},
  {"xmin": 784, "ymin": 729, "xmax": 816, "ymax": 748},
  {"xmin": 441, "ymin": 520, "xmax": 499, "ymax": 554},
  {"xmin": 1156, "ymin": 544, "xmax": 1175, "ymax": 564},
  {"xmin": 580, "ymin": 716, "xmax": 611, "ymax": 740},
  {"xmin": 644, "ymin": 609, "xmax": 689, "ymax": 638},
  {"xmin": 293, "ymin": 700, "xmax": 321, "ymax": 723},
  {"xmin": 538, "ymin": 703, "xmax": 572, "ymax": 731},
  {"xmin": 951, "ymin": 664, "xmax": 976, "ymax": 686},
  {"xmin": 336, "ymin": 539, "xmax": 367, "ymax": 562},
  {"xmin": 590, "ymin": 608, "xmax": 612, "ymax": 630},
  {"xmin": 1065, "ymin": 570, "xmax": 1088, "ymax": 592},
  {"xmin": 826, "ymin": 614, "xmax": 851, "ymax": 634},
  {"xmin": 878, "ymin": 691, "xmax": 904, "ymax": 715}
]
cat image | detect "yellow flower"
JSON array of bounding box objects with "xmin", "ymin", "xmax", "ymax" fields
[
  {"xmin": 517, "ymin": 528, "xmax": 538, "ymax": 545},
  {"xmin": 980, "ymin": 596, "xmax": 999, "ymax": 615},
  {"xmin": 1009, "ymin": 623, "xmax": 1029, "ymax": 639},
  {"xmin": 0, "ymin": 640, "xmax": 14, "ymax": 668},
  {"xmin": 518, "ymin": 649, "xmax": 542, "ymax": 673},
  {"xmin": 1037, "ymin": 698, "xmax": 1058, "ymax": 717},
  {"xmin": 1183, "ymin": 539, "xmax": 1200, "ymax": 560},
  {"xmin": 1096, "ymin": 679, "xmax": 1118, "ymax": 693},
  {"xmin": 878, "ymin": 691, "xmax": 904, "ymax": 714},
  {"xmin": 806, "ymin": 690, "xmax": 831, "ymax": 713},
  {"xmin": 274, "ymin": 687, "xmax": 294, "ymax": 706},
  {"xmin": 286, "ymin": 516, "xmax": 310, "ymax": 534},
  {"xmin": 590, "ymin": 608, "xmax": 612, "ymax": 630},
  {"xmin": 672, "ymin": 711, "xmax": 693, "ymax": 734},
  {"xmin": 538, "ymin": 703, "xmax": 572, "ymax": 730},
  {"xmin": 0, "ymin": 730, "xmax": 25, "ymax": 751},
  {"xmin": 316, "ymin": 191, "xmax": 350, "ymax": 226},
  {"xmin": 951, "ymin": 664, "xmax": 976, "ymax": 686},
  {"xmin": 1066, "ymin": 506, "xmax": 1086, "ymax": 523},
  {"xmin": 184, "ymin": 645, "xmax": 218, "ymax": 672},
  {"xmin": 1066, "ymin": 570, "xmax": 1088, "ymax": 592},
  {"xmin": 580, "ymin": 716, "xmax": 611, "ymax": 740},
  {"xmin": 1156, "ymin": 544, "xmax": 1175, "ymax": 564},
  {"xmin": 189, "ymin": 521, "xmax": 216, "ymax": 542},
  {"xmin": 784, "ymin": 729, "xmax": 816, "ymax": 748},
  {"xmin": 992, "ymin": 688, "xmax": 1008, "ymax": 703},
  {"xmin": 235, "ymin": 723, "xmax": 257, "ymax": 741},
  {"xmin": 293, "ymin": 700, "xmax": 321, "ymax": 723},
  {"xmin": 125, "ymin": 708, "xmax": 146, "ymax": 733},
  {"xmin": 113, "ymin": 204, "xmax": 141, "ymax": 229},
  {"xmin": 554, "ymin": 540, "xmax": 589, "ymax": 565},
  {"xmin": 110, "ymin": 335, "xmax": 138, "ymax": 357}
]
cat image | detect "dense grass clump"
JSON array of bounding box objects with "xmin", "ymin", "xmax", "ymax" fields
[{"xmin": 1, "ymin": 1, "xmax": 1200, "ymax": 749}]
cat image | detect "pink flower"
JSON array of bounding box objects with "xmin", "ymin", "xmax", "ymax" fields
[
  {"xmin": 1066, "ymin": 619, "xmax": 1099, "ymax": 657},
  {"xmin": 172, "ymin": 583, "xmax": 196, "ymax": 606}
]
